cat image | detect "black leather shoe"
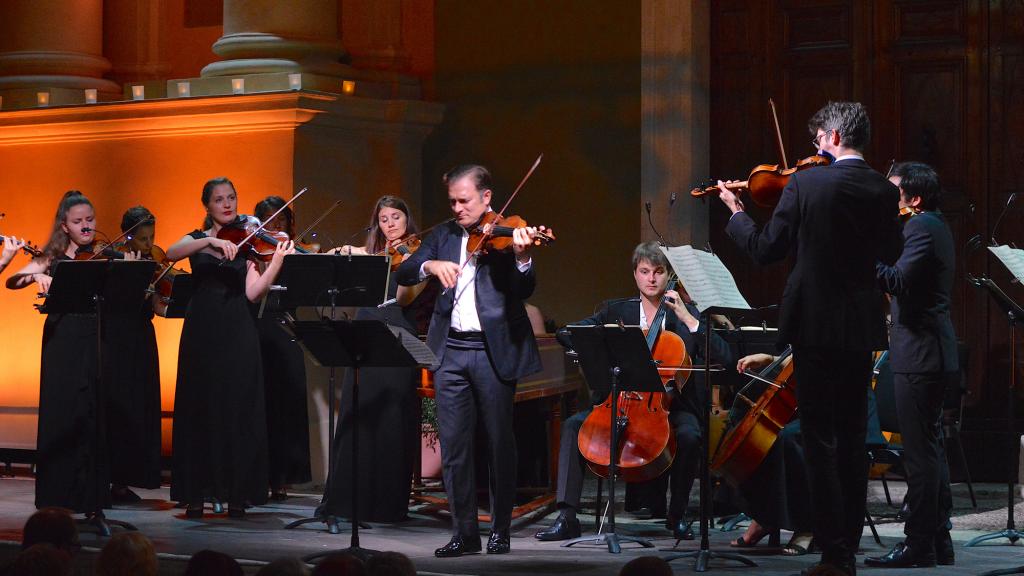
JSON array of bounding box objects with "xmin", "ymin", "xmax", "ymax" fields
[
  {"xmin": 864, "ymin": 541, "xmax": 936, "ymax": 568},
  {"xmin": 487, "ymin": 532, "xmax": 511, "ymax": 554},
  {"xmin": 935, "ymin": 531, "xmax": 955, "ymax": 565},
  {"xmin": 801, "ymin": 561, "xmax": 856, "ymax": 576},
  {"xmin": 669, "ymin": 518, "xmax": 694, "ymax": 540},
  {"xmin": 434, "ymin": 536, "xmax": 482, "ymax": 558},
  {"xmin": 535, "ymin": 514, "xmax": 581, "ymax": 541}
]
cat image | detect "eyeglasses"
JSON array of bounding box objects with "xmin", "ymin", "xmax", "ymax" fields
[{"xmin": 811, "ymin": 131, "xmax": 832, "ymax": 150}]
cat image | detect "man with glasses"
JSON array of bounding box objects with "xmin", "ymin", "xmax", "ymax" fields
[{"xmin": 716, "ymin": 101, "xmax": 902, "ymax": 576}]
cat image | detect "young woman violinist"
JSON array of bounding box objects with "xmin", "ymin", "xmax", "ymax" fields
[
  {"xmin": 5, "ymin": 191, "xmax": 137, "ymax": 513},
  {"xmin": 103, "ymin": 206, "xmax": 163, "ymax": 501},
  {"xmin": 164, "ymin": 177, "xmax": 294, "ymax": 518},
  {"xmin": 252, "ymin": 195, "xmax": 312, "ymax": 500},
  {"xmin": 322, "ymin": 195, "xmax": 436, "ymax": 522}
]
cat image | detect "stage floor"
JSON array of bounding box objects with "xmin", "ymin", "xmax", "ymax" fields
[{"xmin": 0, "ymin": 474, "xmax": 1022, "ymax": 575}]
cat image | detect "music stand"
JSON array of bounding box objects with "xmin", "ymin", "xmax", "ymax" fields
[
  {"xmin": 285, "ymin": 319, "xmax": 435, "ymax": 561},
  {"xmin": 276, "ymin": 254, "xmax": 389, "ymax": 535},
  {"xmin": 560, "ymin": 324, "xmax": 663, "ymax": 554},
  {"xmin": 663, "ymin": 306, "xmax": 758, "ymax": 572},
  {"xmin": 43, "ymin": 259, "xmax": 156, "ymax": 537},
  {"xmin": 966, "ymin": 276, "xmax": 1024, "ymax": 564}
]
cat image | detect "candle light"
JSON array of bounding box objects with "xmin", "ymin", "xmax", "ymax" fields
[
  {"xmin": 176, "ymin": 82, "xmax": 191, "ymax": 98},
  {"xmin": 231, "ymin": 78, "xmax": 245, "ymax": 94},
  {"xmin": 84, "ymin": 89, "xmax": 97, "ymax": 104},
  {"xmin": 288, "ymin": 73, "xmax": 302, "ymax": 90},
  {"xmin": 37, "ymin": 92, "xmax": 50, "ymax": 107},
  {"xmin": 341, "ymin": 80, "xmax": 356, "ymax": 95},
  {"xmin": 131, "ymin": 85, "xmax": 145, "ymax": 100}
]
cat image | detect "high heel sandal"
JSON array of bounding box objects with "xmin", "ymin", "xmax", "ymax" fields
[
  {"xmin": 782, "ymin": 533, "xmax": 815, "ymax": 556},
  {"xmin": 731, "ymin": 528, "xmax": 769, "ymax": 548}
]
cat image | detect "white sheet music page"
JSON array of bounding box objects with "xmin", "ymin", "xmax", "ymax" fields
[
  {"xmin": 659, "ymin": 245, "xmax": 751, "ymax": 313},
  {"xmin": 989, "ymin": 245, "xmax": 1024, "ymax": 282}
]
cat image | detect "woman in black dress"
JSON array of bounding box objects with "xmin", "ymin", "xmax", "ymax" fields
[
  {"xmin": 323, "ymin": 195, "xmax": 435, "ymax": 522},
  {"xmin": 105, "ymin": 206, "xmax": 163, "ymax": 501},
  {"xmin": 164, "ymin": 177, "xmax": 294, "ymax": 518},
  {"xmin": 6, "ymin": 191, "xmax": 117, "ymax": 513},
  {"xmin": 252, "ymin": 196, "xmax": 312, "ymax": 500}
]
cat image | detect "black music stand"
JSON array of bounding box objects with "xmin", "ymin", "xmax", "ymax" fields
[
  {"xmin": 276, "ymin": 254, "xmax": 389, "ymax": 535},
  {"xmin": 966, "ymin": 276, "xmax": 1024, "ymax": 570},
  {"xmin": 664, "ymin": 306, "xmax": 757, "ymax": 572},
  {"xmin": 560, "ymin": 324, "xmax": 663, "ymax": 554},
  {"xmin": 285, "ymin": 319, "xmax": 435, "ymax": 561},
  {"xmin": 44, "ymin": 259, "xmax": 156, "ymax": 537}
]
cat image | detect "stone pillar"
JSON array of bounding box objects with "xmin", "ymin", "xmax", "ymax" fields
[
  {"xmin": 0, "ymin": 0, "xmax": 119, "ymax": 93},
  {"xmin": 201, "ymin": 0, "xmax": 349, "ymax": 78}
]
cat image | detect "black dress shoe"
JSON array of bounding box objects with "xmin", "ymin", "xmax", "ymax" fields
[
  {"xmin": 935, "ymin": 531, "xmax": 955, "ymax": 565},
  {"xmin": 864, "ymin": 541, "xmax": 936, "ymax": 568},
  {"xmin": 184, "ymin": 504, "xmax": 203, "ymax": 519},
  {"xmin": 534, "ymin": 514, "xmax": 582, "ymax": 541},
  {"xmin": 434, "ymin": 536, "xmax": 482, "ymax": 558},
  {"xmin": 487, "ymin": 532, "xmax": 511, "ymax": 554},
  {"xmin": 800, "ymin": 561, "xmax": 856, "ymax": 576},
  {"xmin": 669, "ymin": 518, "xmax": 694, "ymax": 540}
]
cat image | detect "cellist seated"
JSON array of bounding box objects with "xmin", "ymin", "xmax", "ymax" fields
[{"xmin": 535, "ymin": 241, "xmax": 733, "ymax": 542}]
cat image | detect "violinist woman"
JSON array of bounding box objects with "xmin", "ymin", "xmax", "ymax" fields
[
  {"xmin": 103, "ymin": 206, "xmax": 163, "ymax": 502},
  {"xmin": 5, "ymin": 191, "xmax": 128, "ymax": 513},
  {"xmin": 164, "ymin": 177, "xmax": 294, "ymax": 518},
  {"xmin": 322, "ymin": 195, "xmax": 436, "ymax": 523},
  {"xmin": 252, "ymin": 196, "xmax": 312, "ymax": 500}
]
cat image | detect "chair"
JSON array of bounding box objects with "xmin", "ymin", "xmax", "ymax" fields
[
  {"xmin": 942, "ymin": 342, "xmax": 977, "ymax": 508},
  {"xmin": 866, "ymin": 353, "xmax": 904, "ymax": 508}
]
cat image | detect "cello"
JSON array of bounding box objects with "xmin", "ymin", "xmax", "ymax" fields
[
  {"xmin": 576, "ymin": 278, "xmax": 692, "ymax": 483},
  {"xmin": 710, "ymin": 346, "xmax": 797, "ymax": 485}
]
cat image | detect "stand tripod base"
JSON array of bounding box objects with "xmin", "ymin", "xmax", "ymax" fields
[
  {"xmin": 77, "ymin": 511, "xmax": 137, "ymax": 538},
  {"xmin": 283, "ymin": 514, "xmax": 371, "ymax": 534},
  {"xmin": 303, "ymin": 545, "xmax": 380, "ymax": 563},
  {"xmin": 562, "ymin": 532, "xmax": 654, "ymax": 554},
  {"xmin": 663, "ymin": 549, "xmax": 757, "ymax": 572},
  {"xmin": 966, "ymin": 529, "xmax": 1023, "ymax": 547}
]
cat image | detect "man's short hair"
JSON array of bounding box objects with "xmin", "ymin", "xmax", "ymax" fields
[
  {"xmin": 891, "ymin": 161, "xmax": 942, "ymax": 211},
  {"xmin": 808, "ymin": 101, "xmax": 871, "ymax": 152},
  {"xmin": 631, "ymin": 241, "xmax": 669, "ymax": 270},
  {"xmin": 443, "ymin": 164, "xmax": 492, "ymax": 193}
]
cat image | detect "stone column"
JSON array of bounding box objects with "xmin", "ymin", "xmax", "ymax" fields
[
  {"xmin": 0, "ymin": 0, "xmax": 119, "ymax": 93},
  {"xmin": 201, "ymin": 0, "xmax": 349, "ymax": 78}
]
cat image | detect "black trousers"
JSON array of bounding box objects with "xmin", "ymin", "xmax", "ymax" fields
[
  {"xmin": 793, "ymin": 347, "xmax": 873, "ymax": 565},
  {"xmin": 556, "ymin": 405, "xmax": 701, "ymax": 520},
  {"xmin": 434, "ymin": 342, "xmax": 517, "ymax": 540},
  {"xmin": 894, "ymin": 372, "xmax": 953, "ymax": 547}
]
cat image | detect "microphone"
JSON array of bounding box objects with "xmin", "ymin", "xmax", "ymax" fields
[
  {"xmin": 82, "ymin": 227, "xmax": 94, "ymax": 233},
  {"xmin": 645, "ymin": 202, "xmax": 670, "ymax": 246},
  {"xmin": 669, "ymin": 191, "xmax": 678, "ymax": 207},
  {"xmin": 990, "ymin": 192, "xmax": 1017, "ymax": 247}
]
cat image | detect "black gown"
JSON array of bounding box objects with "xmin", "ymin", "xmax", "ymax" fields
[
  {"xmin": 735, "ymin": 420, "xmax": 812, "ymax": 532},
  {"xmin": 255, "ymin": 302, "xmax": 312, "ymax": 490},
  {"xmin": 170, "ymin": 232, "xmax": 269, "ymax": 507},
  {"xmin": 103, "ymin": 291, "xmax": 162, "ymax": 489},
  {"xmin": 323, "ymin": 276, "xmax": 436, "ymax": 522},
  {"xmin": 36, "ymin": 255, "xmax": 110, "ymax": 512}
]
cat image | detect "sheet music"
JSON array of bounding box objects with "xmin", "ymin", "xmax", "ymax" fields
[
  {"xmin": 989, "ymin": 245, "xmax": 1024, "ymax": 282},
  {"xmin": 660, "ymin": 245, "xmax": 751, "ymax": 313}
]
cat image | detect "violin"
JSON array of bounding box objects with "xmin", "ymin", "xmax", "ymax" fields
[
  {"xmin": 74, "ymin": 242, "xmax": 127, "ymax": 261},
  {"xmin": 216, "ymin": 217, "xmax": 314, "ymax": 263},
  {"xmin": 382, "ymin": 235, "xmax": 422, "ymax": 271},
  {"xmin": 466, "ymin": 212, "xmax": 555, "ymax": 255},
  {"xmin": 689, "ymin": 154, "xmax": 831, "ymax": 208},
  {"xmin": 899, "ymin": 206, "xmax": 921, "ymax": 220},
  {"xmin": 0, "ymin": 234, "xmax": 42, "ymax": 258},
  {"xmin": 576, "ymin": 277, "xmax": 690, "ymax": 483}
]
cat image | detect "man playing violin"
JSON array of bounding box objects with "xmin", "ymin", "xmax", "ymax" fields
[
  {"xmin": 866, "ymin": 162, "xmax": 957, "ymax": 568},
  {"xmin": 537, "ymin": 241, "xmax": 732, "ymax": 542},
  {"xmin": 716, "ymin": 101, "xmax": 902, "ymax": 576},
  {"xmin": 396, "ymin": 164, "xmax": 545, "ymax": 557}
]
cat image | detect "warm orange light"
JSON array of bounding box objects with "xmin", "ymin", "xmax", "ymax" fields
[
  {"xmin": 131, "ymin": 85, "xmax": 145, "ymax": 100},
  {"xmin": 231, "ymin": 78, "xmax": 245, "ymax": 94},
  {"xmin": 342, "ymin": 80, "xmax": 356, "ymax": 95},
  {"xmin": 36, "ymin": 92, "xmax": 49, "ymax": 107}
]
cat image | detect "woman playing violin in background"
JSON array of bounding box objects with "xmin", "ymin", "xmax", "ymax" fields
[
  {"xmin": 164, "ymin": 177, "xmax": 294, "ymax": 518},
  {"xmin": 322, "ymin": 195, "xmax": 437, "ymax": 523},
  {"xmin": 252, "ymin": 195, "xmax": 312, "ymax": 501},
  {"xmin": 5, "ymin": 191, "xmax": 135, "ymax": 513},
  {"xmin": 103, "ymin": 206, "xmax": 163, "ymax": 502}
]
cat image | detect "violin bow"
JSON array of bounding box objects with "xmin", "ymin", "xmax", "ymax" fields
[
  {"xmin": 295, "ymin": 198, "xmax": 340, "ymax": 243},
  {"xmin": 83, "ymin": 215, "xmax": 155, "ymax": 261},
  {"xmin": 885, "ymin": 158, "xmax": 896, "ymax": 179},
  {"xmin": 769, "ymin": 98, "xmax": 789, "ymax": 169},
  {"xmin": 234, "ymin": 187, "xmax": 308, "ymax": 249}
]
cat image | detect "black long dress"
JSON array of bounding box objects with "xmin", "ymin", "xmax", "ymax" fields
[
  {"xmin": 255, "ymin": 302, "xmax": 312, "ymax": 491},
  {"xmin": 323, "ymin": 277, "xmax": 436, "ymax": 522},
  {"xmin": 170, "ymin": 232, "xmax": 269, "ymax": 507},
  {"xmin": 103, "ymin": 292, "xmax": 162, "ymax": 489},
  {"xmin": 36, "ymin": 255, "xmax": 110, "ymax": 512},
  {"xmin": 735, "ymin": 420, "xmax": 812, "ymax": 532}
]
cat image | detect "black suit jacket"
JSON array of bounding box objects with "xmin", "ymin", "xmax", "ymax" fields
[
  {"xmin": 556, "ymin": 297, "xmax": 734, "ymax": 410},
  {"xmin": 726, "ymin": 158, "xmax": 902, "ymax": 350},
  {"xmin": 395, "ymin": 220, "xmax": 542, "ymax": 381},
  {"xmin": 876, "ymin": 211, "xmax": 958, "ymax": 373}
]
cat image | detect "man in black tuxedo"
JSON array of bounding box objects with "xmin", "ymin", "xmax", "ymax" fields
[
  {"xmin": 396, "ymin": 164, "xmax": 544, "ymax": 557},
  {"xmin": 717, "ymin": 101, "xmax": 902, "ymax": 575},
  {"xmin": 534, "ymin": 241, "xmax": 732, "ymax": 542},
  {"xmin": 866, "ymin": 162, "xmax": 958, "ymax": 568}
]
